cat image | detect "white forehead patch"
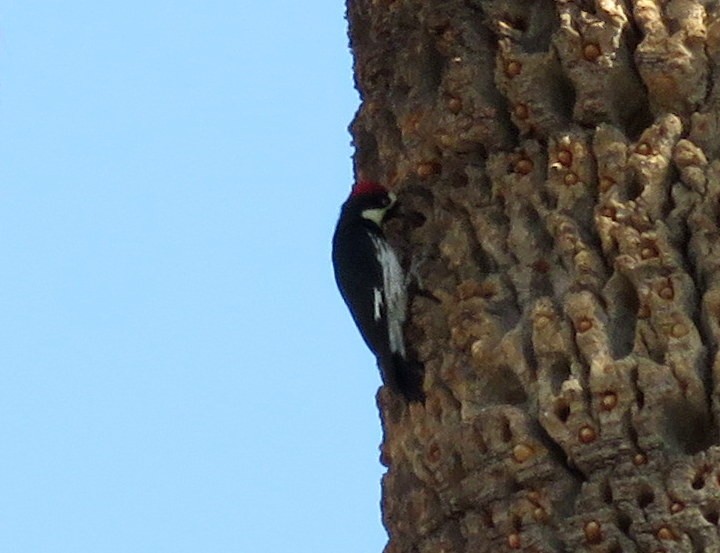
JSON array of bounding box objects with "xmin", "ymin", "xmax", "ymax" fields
[
  {"xmin": 361, "ymin": 207, "xmax": 386, "ymax": 226},
  {"xmin": 360, "ymin": 192, "xmax": 396, "ymax": 226}
]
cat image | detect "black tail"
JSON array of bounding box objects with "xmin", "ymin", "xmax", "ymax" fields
[{"xmin": 380, "ymin": 354, "xmax": 425, "ymax": 402}]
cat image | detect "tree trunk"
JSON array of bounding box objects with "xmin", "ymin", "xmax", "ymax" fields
[{"xmin": 347, "ymin": 0, "xmax": 720, "ymax": 551}]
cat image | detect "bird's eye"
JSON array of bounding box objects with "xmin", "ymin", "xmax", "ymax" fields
[{"xmin": 381, "ymin": 196, "xmax": 391, "ymax": 206}]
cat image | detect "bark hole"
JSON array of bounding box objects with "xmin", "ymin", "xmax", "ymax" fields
[{"xmin": 605, "ymin": 272, "xmax": 639, "ymax": 359}]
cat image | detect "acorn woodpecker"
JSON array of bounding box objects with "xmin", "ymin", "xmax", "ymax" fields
[{"xmin": 332, "ymin": 181, "xmax": 425, "ymax": 402}]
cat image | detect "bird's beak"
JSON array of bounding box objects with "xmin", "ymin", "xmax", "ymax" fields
[{"xmin": 384, "ymin": 194, "xmax": 400, "ymax": 220}]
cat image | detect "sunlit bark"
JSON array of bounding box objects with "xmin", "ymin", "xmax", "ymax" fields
[{"xmin": 348, "ymin": 0, "xmax": 720, "ymax": 550}]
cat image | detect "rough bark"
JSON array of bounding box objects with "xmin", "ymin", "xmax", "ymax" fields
[{"xmin": 347, "ymin": 0, "xmax": 720, "ymax": 551}]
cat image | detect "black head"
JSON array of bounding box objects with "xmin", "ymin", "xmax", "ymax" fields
[{"xmin": 342, "ymin": 181, "xmax": 396, "ymax": 227}]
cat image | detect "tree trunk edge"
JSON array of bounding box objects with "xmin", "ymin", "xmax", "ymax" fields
[{"xmin": 348, "ymin": 0, "xmax": 720, "ymax": 551}]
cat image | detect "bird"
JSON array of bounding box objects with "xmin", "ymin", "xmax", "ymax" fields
[{"xmin": 332, "ymin": 181, "xmax": 424, "ymax": 402}]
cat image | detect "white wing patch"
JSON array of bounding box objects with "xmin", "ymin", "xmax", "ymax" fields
[
  {"xmin": 370, "ymin": 235, "xmax": 407, "ymax": 357},
  {"xmin": 373, "ymin": 287, "xmax": 383, "ymax": 321}
]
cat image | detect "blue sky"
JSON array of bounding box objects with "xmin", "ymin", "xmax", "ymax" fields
[{"xmin": 0, "ymin": 2, "xmax": 388, "ymax": 551}]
